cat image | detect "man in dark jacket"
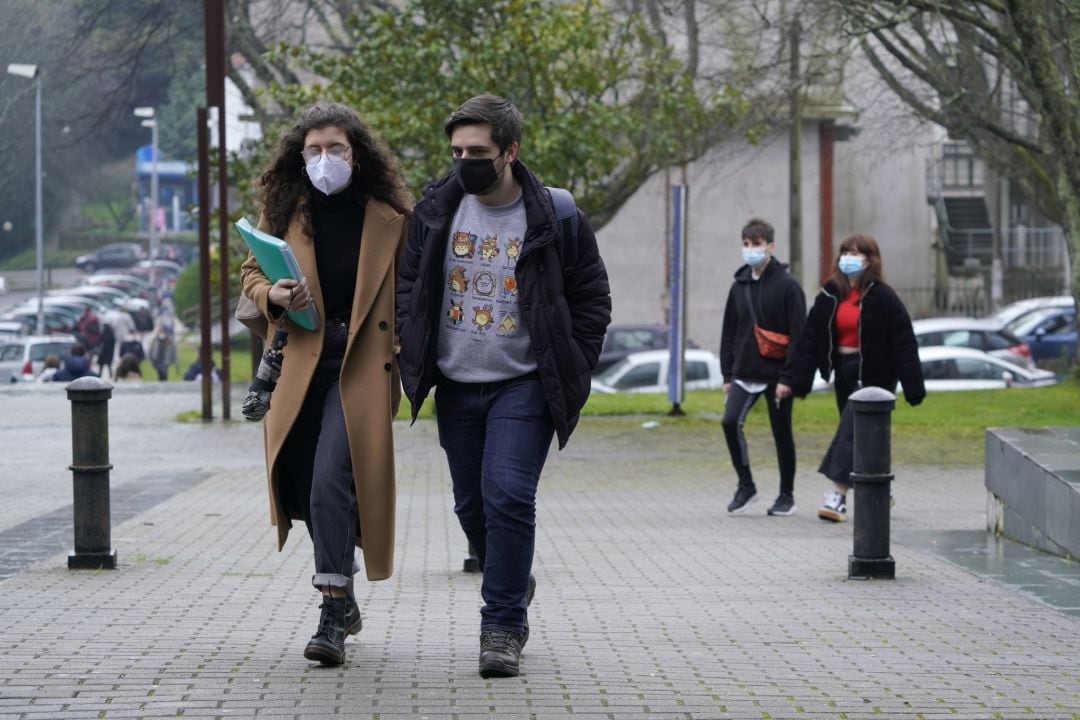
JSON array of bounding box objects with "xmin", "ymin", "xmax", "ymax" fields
[
  {"xmin": 396, "ymin": 94, "xmax": 611, "ymax": 679},
  {"xmin": 719, "ymin": 218, "xmax": 806, "ymax": 516}
]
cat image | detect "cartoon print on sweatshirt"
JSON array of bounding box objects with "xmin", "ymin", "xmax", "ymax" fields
[
  {"xmin": 504, "ymin": 237, "xmax": 521, "ymax": 267},
  {"xmin": 448, "ymin": 266, "xmax": 469, "ymax": 294},
  {"xmin": 472, "ymin": 305, "xmax": 494, "ymax": 332},
  {"xmin": 479, "ymin": 235, "xmax": 500, "ymax": 260},
  {"xmin": 473, "ymin": 270, "xmax": 496, "ymax": 297},
  {"xmin": 446, "ymin": 301, "xmax": 464, "ymax": 327},
  {"xmin": 452, "ymin": 231, "xmax": 476, "ymax": 259},
  {"xmin": 501, "ymin": 274, "xmax": 518, "ymax": 298},
  {"xmin": 497, "ymin": 311, "xmax": 518, "ymax": 335}
]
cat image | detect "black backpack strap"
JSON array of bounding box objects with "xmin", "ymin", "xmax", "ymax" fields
[{"xmin": 545, "ymin": 186, "xmax": 579, "ymax": 267}]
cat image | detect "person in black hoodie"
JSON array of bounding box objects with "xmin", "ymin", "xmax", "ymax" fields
[
  {"xmin": 777, "ymin": 233, "xmax": 925, "ymax": 522},
  {"xmin": 397, "ymin": 94, "xmax": 611, "ymax": 679},
  {"xmin": 720, "ymin": 218, "xmax": 806, "ymax": 516}
]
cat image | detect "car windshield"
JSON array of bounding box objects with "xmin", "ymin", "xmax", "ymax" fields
[{"xmin": 1008, "ymin": 310, "xmax": 1058, "ymax": 336}]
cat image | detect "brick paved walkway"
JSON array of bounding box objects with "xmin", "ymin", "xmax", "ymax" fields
[{"xmin": 0, "ymin": 384, "xmax": 1077, "ymax": 719}]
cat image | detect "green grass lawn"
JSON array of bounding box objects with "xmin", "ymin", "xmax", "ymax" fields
[{"xmin": 399, "ymin": 377, "xmax": 1080, "ymax": 466}]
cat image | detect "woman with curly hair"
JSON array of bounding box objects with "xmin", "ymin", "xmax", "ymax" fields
[{"xmin": 239, "ymin": 103, "xmax": 411, "ymax": 666}]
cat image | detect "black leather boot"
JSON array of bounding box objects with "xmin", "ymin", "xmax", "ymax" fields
[{"xmin": 304, "ymin": 596, "xmax": 347, "ymax": 666}]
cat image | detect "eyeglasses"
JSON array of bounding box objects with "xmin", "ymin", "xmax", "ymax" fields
[{"xmin": 301, "ymin": 144, "xmax": 351, "ymax": 163}]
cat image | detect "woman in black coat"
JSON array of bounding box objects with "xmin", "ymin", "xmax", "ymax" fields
[{"xmin": 777, "ymin": 233, "xmax": 925, "ymax": 522}]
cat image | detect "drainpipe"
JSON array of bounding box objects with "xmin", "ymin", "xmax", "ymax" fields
[{"xmin": 819, "ymin": 121, "xmax": 834, "ymax": 286}]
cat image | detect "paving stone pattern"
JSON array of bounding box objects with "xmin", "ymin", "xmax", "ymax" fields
[{"xmin": 0, "ymin": 385, "xmax": 1077, "ymax": 719}]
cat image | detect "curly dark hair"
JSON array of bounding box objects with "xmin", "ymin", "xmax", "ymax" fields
[{"xmin": 257, "ymin": 103, "xmax": 411, "ymax": 237}]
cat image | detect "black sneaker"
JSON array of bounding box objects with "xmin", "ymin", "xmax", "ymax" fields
[
  {"xmin": 303, "ymin": 597, "xmax": 348, "ymax": 666},
  {"xmin": 344, "ymin": 591, "xmax": 363, "ymax": 636},
  {"xmin": 727, "ymin": 485, "xmax": 758, "ymax": 514},
  {"xmin": 479, "ymin": 630, "xmax": 524, "ymax": 678},
  {"xmin": 766, "ymin": 493, "xmax": 796, "ymax": 516}
]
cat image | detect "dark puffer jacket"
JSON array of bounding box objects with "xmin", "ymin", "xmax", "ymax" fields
[
  {"xmin": 719, "ymin": 259, "xmax": 806, "ymax": 386},
  {"xmin": 788, "ymin": 279, "xmax": 925, "ymax": 405},
  {"xmin": 396, "ymin": 160, "xmax": 611, "ymax": 449}
]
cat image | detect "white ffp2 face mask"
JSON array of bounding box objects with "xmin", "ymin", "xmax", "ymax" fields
[{"xmin": 306, "ymin": 155, "xmax": 352, "ymax": 195}]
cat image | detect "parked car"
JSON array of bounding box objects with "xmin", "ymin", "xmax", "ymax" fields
[
  {"xmin": 990, "ymin": 295, "xmax": 1074, "ymax": 327},
  {"xmin": 595, "ymin": 325, "xmax": 698, "ymax": 374},
  {"xmin": 912, "ymin": 317, "xmax": 1033, "ymax": 369},
  {"xmin": 83, "ymin": 273, "xmax": 152, "ymax": 299},
  {"xmin": 0, "ymin": 334, "xmax": 77, "ymax": 383},
  {"xmin": 0, "ymin": 320, "xmax": 28, "ymax": 337},
  {"xmin": 591, "ymin": 348, "xmax": 723, "ymax": 394},
  {"xmin": 1006, "ymin": 307, "xmax": 1077, "ymax": 362},
  {"xmin": 50, "ymin": 285, "xmax": 129, "ymax": 309},
  {"xmin": 74, "ymin": 243, "xmax": 146, "ymax": 273},
  {"xmin": 918, "ymin": 346, "xmax": 1058, "ymax": 391},
  {"xmin": 0, "ymin": 307, "xmax": 79, "ymax": 335},
  {"xmin": 0, "ymin": 275, "xmax": 7, "ymax": 294}
]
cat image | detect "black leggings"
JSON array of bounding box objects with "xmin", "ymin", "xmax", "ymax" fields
[
  {"xmin": 721, "ymin": 382, "xmax": 795, "ymax": 494},
  {"xmin": 819, "ymin": 354, "xmax": 861, "ymax": 487}
]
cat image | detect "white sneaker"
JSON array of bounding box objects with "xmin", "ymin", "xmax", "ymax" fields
[{"xmin": 817, "ymin": 491, "xmax": 847, "ymax": 522}]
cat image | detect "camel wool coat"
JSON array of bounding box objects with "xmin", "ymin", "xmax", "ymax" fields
[{"xmin": 240, "ymin": 196, "xmax": 407, "ymax": 581}]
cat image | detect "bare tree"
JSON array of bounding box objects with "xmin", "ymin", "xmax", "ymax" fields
[{"xmin": 836, "ymin": 0, "xmax": 1080, "ymax": 314}]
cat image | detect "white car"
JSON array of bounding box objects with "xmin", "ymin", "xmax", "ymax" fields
[
  {"xmin": 918, "ymin": 346, "xmax": 1058, "ymax": 391},
  {"xmin": 0, "ymin": 275, "xmax": 7, "ymax": 294},
  {"xmin": 0, "ymin": 334, "xmax": 78, "ymax": 383},
  {"xmin": 990, "ymin": 295, "xmax": 1074, "ymax": 327},
  {"xmin": 591, "ymin": 349, "xmax": 724, "ymax": 394},
  {"xmin": 912, "ymin": 317, "xmax": 1034, "ymax": 369}
]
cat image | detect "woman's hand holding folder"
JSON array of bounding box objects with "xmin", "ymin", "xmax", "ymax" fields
[{"xmin": 268, "ymin": 277, "xmax": 311, "ymax": 311}]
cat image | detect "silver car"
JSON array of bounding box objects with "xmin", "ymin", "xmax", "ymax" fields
[{"xmin": 0, "ymin": 335, "xmax": 78, "ymax": 383}]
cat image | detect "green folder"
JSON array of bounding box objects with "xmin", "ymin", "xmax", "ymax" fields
[{"xmin": 234, "ymin": 217, "xmax": 321, "ymax": 330}]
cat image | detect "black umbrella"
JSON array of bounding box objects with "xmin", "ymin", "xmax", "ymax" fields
[{"xmin": 242, "ymin": 325, "xmax": 289, "ymax": 421}]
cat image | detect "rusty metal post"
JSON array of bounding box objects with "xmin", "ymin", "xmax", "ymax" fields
[
  {"xmin": 848, "ymin": 386, "xmax": 896, "ymax": 580},
  {"xmin": 66, "ymin": 376, "xmax": 117, "ymax": 570}
]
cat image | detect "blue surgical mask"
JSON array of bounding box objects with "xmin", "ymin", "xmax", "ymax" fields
[
  {"xmin": 839, "ymin": 255, "xmax": 865, "ymax": 276},
  {"xmin": 742, "ymin": 247, "xmax": 767, "ymax": 268}
]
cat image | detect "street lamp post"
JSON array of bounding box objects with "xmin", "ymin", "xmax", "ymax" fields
[
  {"xmin": 134, "ymin": 107, "xmax": 159, "ymax": 295},
  {"xmin": 8, "ymin": 63, "xmax": 43, "ymax": 335}
]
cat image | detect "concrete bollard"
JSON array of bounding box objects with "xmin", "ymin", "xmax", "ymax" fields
[
  {"xmin": 66, "ymin": 376, "xmax": 117, "ymax": 570},
  {"xmin": 847, "ymin": 386, "xmax": 896, "ymax": 580}
]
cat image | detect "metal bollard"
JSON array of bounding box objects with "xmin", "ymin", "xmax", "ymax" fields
[
  {"xmin": 847, "ymin": 386, "xmax": 896, "ymax": 580},
  {"xmin": 66, "ymin": 376, "xmax": 117, "ymax": 570}
]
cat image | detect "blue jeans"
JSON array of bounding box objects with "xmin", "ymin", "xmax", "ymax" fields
[{"xmin": 435, "ymin": 372, "xmax": 554, "ymax": 634}]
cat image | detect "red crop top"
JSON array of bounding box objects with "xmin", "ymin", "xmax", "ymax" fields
[{"xmin": 835, "ymin": 287, "xmax": 860, "ymax": 348}]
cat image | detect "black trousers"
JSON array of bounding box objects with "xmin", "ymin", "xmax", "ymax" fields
[
  {"xmin": 721, "ymin": 381, "xmax": 795, "ymax": 495},
  {"xmin": 818, "ymin": 353, "xmax": 860, "ymax": 487}
]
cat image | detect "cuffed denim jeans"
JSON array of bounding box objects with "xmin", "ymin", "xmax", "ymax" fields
[
  {"xmin": 435, "ymin": 372, "xmax": 554, "ymax": 635},
  {"xmin": 297, "ymin": 321, "xmax": 357, "ymax": 592}
]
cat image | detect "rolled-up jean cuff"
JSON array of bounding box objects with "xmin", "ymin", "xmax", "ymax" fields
[{"xmin": 312, "ymin": 573, "xmax": 350, "ymax": 590}]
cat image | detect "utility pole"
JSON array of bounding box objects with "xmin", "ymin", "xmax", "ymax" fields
[{"xmin": 788, "ymin": 11, "xmax": 803, "ymax": 283}]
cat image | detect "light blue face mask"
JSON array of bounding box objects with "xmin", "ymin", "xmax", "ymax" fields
[
  {"xmin": 742, "ymin": 247, "xmax": 768, "ymax": 268},
  {"xmin": 839, "ymin": 255, "xmax": 865, "ymax": 276}
]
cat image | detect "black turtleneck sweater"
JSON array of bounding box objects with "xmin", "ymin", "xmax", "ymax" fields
[{"xmin": 310, "ymin": 188, "xmax": 365, "ymax": 321}]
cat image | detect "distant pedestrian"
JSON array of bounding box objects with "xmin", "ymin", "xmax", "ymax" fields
[
  {"xmin": 52, "ymin": 344, "xmax": 94, "ymax": 382},
  {"xmin": 719, "ymin": 218, "xmax": 806, "ymax": 516},
  {"xmin": 114, "ymin": 353, "xmax": 143, "ymax": 382},
  {"xmin": 75, "ymin": 306, "xmax": 102, "ymax": 353},
  {"xmin": 36, "ymin": 354, "xmax": 61, "ymax": 383},
  {"xmin": 183, "ymin": 357, "xmax": 221, "ymax": 383},
  {"xmin": 97, "ymin": 322, "xmax": 116, "ymax": 378},
  {"xmin": 396, "ymin": 94, "xmax": 612, "ymax": 679},
  {"xmin": 779, "ymin": 233, "xmax": 925, "ymax": 522},
  {"xmin": 147, "ymin": 323, "xmax": 178, "ymax": 381}
]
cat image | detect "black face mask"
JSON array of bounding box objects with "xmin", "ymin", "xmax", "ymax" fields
[{"xmin": 453, "ymin": 156, "xmax": 503, "ymax": 195}]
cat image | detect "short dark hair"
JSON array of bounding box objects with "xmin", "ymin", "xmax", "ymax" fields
[
  {"xmin": 444, "ymin": 94, "xmax": 523, "ymax": 153},
  {"xmin": 70, "ymin": 343, "xmax": 86, "ymax": 357},
  {"xmin": 741, "ymin": 218, "xmax": 774, "ymax": 245}
]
